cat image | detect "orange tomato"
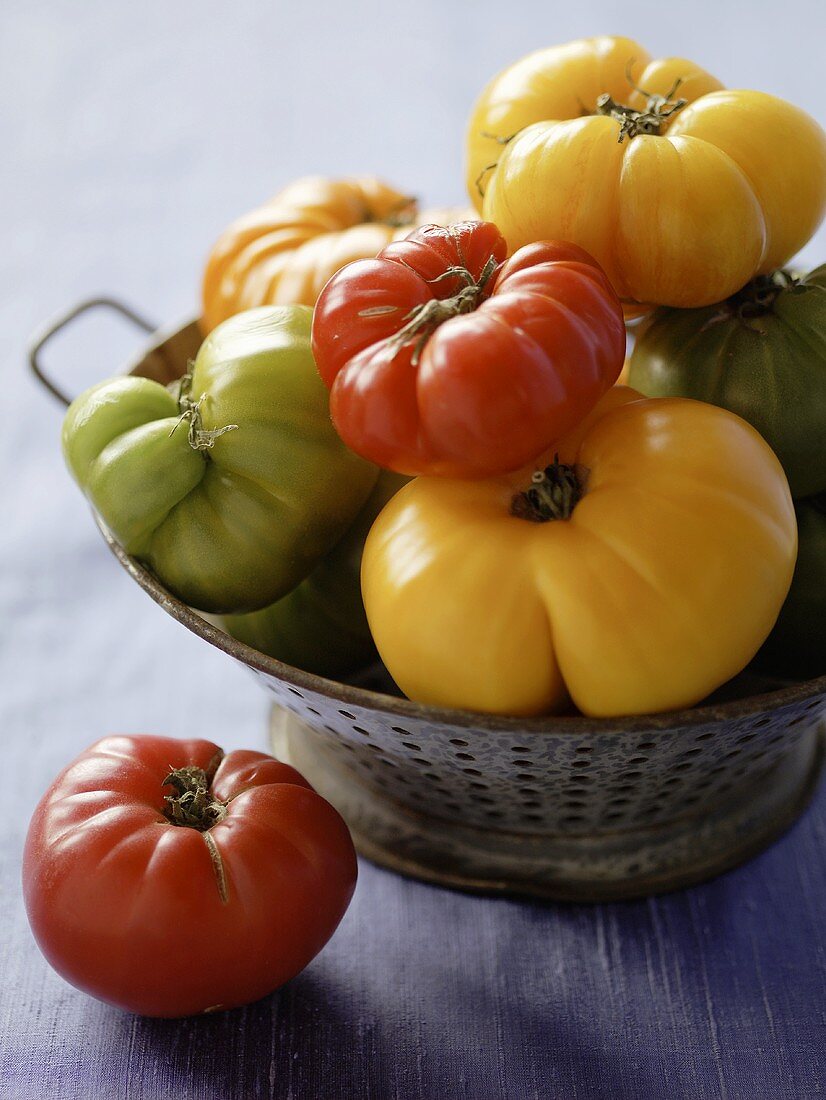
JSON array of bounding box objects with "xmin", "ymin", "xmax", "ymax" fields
[{"xmin": 202, "ymin": 176, "xmax": 474, "ymax": 332}]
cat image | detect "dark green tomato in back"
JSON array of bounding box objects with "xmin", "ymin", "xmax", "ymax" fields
[
  {"xmin": 219, "ymin": 470, "xmax": 408, "ymax": 679},
  {"xmin": 753, "ymin": 494, "xmax": 826, "ymax": 680},
  {"xmin": 629, "ymin": 267, "xmax": 826, "ymax": 498}
]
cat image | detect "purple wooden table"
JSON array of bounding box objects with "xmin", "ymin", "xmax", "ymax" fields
[{"xmin": 3, "ymin": 2, "xmax": 825, "ymax": 1097}]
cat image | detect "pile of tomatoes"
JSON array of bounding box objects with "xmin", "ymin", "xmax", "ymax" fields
[
  {"xmin": 26, "ymin": 32, "xmax": 826, "ymax": 1022},
  {"xmin": 61, "ymin": 36, "xmax": 822, "ymax": 712},
  {"xmin": 62, "ymin": 35, "xmax": 825, "ymax": 716}
]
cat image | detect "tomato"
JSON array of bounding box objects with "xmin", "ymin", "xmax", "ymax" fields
[
  {"xmin": 361, "ymin": 389, "xmax": 796, "ymax": 717},
  {"xmin": 628, "ymin": 267, "xmax": 826, "ymax": 499},
  {"xmin": 202, "ymin": 175, "xmax": 473, "ymax": 332},
  {"xmin": 468, "ymin": 36, "xmax": 826, "ymax": 309},
  {"xmin": 22, "ymin": 736, "xmax": 356, "ymax": 1017},
  {"xmin": 312, "ymin": 222, "xmax": 625, "ymax": 478},
  {"xmin": 754, "ymin": 494, "xmax": 826, "ymax": 680},
  {"xmin": 219, "ymin": 469, "xmax": 407, "ymax": 677},
  {"xmin": 62, "ymin": 306, "xmax": 378, "ymax": 614}
]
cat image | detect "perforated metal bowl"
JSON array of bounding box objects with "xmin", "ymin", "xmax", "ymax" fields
[{"xmin": 32, "ymin": 299, "xmax": 826, "ymax": 901}]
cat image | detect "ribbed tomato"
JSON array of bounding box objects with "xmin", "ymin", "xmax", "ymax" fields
[
  {"xmin": 469, "ymin": 36, "xmax": 826, "ymax": 309},
  {"xmin": 312, "ymin": 221, "xmax": 625, "ymax": 477},
  {"xmin": 361, "ymin": 389, "xmax": 797, "ymax": 717},
  {"xmin": 201, "ymin": 175, "xmax": 472, "ymax": 332},
  {"xmin": 62, "ymin": 307, "xmax": 377, "ymax": 613},
  {"xmin": 23, "ymin": 736, "xmax": 357, "ymax": 1017},
  {"xmin": 628, "ymin": 266, "xmax": 826, "ymax": 499},
  {"xmin": 218, "ymin": 469, "xmax": 408, "ymax": 677}
]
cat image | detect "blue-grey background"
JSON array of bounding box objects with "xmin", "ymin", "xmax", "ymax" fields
[{"xmin": 2, "ymin": 2, "xmax": 825, "ymax": 1097}]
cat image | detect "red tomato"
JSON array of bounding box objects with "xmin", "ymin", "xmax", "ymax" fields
[
  {"xmin": 22, "ymin": 736, "xmax": 357, "ymax": 1017},
  {"xmin": 312, "ymin": 221, "xmax": 626, "ymax": 477}
]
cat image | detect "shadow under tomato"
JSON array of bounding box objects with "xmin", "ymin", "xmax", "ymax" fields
[
  {"xmin": 104, "ymin": 815, "xmax": 822, "ymax": 1100},
  {"xmin": 114, "ymin": 963, "xmax": 409, "ymax": 1099},
  {"xmin": 119, "ymin": 938, "xmax": 663, "ymax": 1100}
]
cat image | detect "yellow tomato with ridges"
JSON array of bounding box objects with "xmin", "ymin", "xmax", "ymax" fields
[
  {"xmin": 362, "ymin": 389, "xmax": 797, "ymax": 718},
  {"xmin": 468, "ymin": 36, "xmax": 826, "ymax": 309}
]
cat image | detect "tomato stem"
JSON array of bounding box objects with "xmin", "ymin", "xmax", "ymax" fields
[
  {"xmin": 596, "ymin": 65, "xmax": 687, "ymax": 143},
  {"xmin": 730, "ymin": 270, "xmax": 799, "ymax": 319},
  {"xmin": 475, "ymin": 130, "xmax": 525, "ymax": 199},
  {"xmin": 697, "ymin": 270, "xmax": 800, "ymax": 333},
  {"xmin": 475, "ymin": 64, "xmax": 688, "ymax": 199},
  {"xmin": 360, "ymin": 195, "xmax": 417, "ymax": 228},
  {"xmin": 511, "ymin": 458, "xmax": 586, "ymax": 522},
  {"xmin": 170, "ymin": 372, "xmax": 239, "ymax": 454},
  {"xmin": 163, "ymin": 752, "xmax": 226, "ymax": 830},
  {"xmin": 163, "ymin": 752, "xmax": 229, "ymax": 903},
  {"xmin": 378, "ymin": 196, "xmax": 418, "ymax": 228},
  {"xmin": 389, "ymin": 254, "xmax": 499, "ymax": 365}
]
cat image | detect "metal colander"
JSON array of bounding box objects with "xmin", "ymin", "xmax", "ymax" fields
[{"xmin": 31, "ymin": 299, "xmax": 826, "ymax": 901}]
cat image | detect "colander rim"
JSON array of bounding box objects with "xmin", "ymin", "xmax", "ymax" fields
[{"xmin": 99, "ymin": 519, "xmax": 826, "ymax": 735}]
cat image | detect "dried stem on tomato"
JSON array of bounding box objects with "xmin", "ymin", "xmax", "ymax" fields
[
  {"xmin": 510, "ymin": 458, "xmax": 588, "ymax": 522},
  {"xmin": 163, "ymin": 750, "xmax": 229, "ymax": 903},
  {"xmin": 595, "ymin": 64, "xmax": 687, "ymax": 142},
  {"xmin": 170, "ymin": 370, "xmax": 239, "ymax": 453},
  {"xmin": 389, "ymin": 254, "xmax": 499, "ymax": 365}
]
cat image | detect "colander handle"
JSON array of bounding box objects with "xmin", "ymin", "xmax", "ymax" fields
[{"xmin": 28, "ymin": 296, "xmax": 156, "ymax": 407}]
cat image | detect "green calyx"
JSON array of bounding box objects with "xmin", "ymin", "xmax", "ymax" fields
[
  {"xmin": 475, "ymin": 63, "xmax": 689, "ymax": 200},
  {"xmin": 690, "ymin": 270, "xmax": 801, "ymax": 334},
  {"xmin": 379, "ymin": 196, "xmax": 418, "ymax": 228},
  {"xmin": 596, "ymin": 68, "xmax": 687, "ymax": 143},
  {"xmin": 726, "ymin": 270, "xmax": 799, "ymax": 321},
  {"xmin": 170, "ymin": 370, "xmax": 239, "ymax": 454},
  {"xmin": 163, "ymin": 751, "xmax": 229, "ymax": 904},
  {"xmin": 510, "ymin": 458, "xmax": 586, "ymax": 522},
  {"xmin": 387, "ymin": 254, "xmax": 499, "ymax": 365}
]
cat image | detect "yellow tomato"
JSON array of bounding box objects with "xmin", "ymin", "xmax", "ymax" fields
[
  {"xmin": 202, "ymin": 176, "xmax": 473, "ymax": 332},
  {"xmin": 362, "ymin": 389, "xmax": 796, "ymax": 718},
  {"xmin": 468, "ymin": 36, "xmax": 826, "ymax": 308}
]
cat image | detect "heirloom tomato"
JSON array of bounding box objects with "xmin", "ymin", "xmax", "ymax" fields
[
  {"xmin": 202, "ymin": 175, "xmax": 473, "ymax": 332},
  {"xmin": 362, "ymin": 389, "xmax": 797, "ymax": 718},
  {"xmin": 219, "ymin": 469, "xmax": 407, "ymax": 677},
  {"xmin": 312, "ymin": 221, "xmax": 625, "ymax": 478},
  {"xmin": 629, "ymin": 266, "xmax": 826, "ymax": 499},
  {"xmin": 468, "ymin": 36, "xmax": 826, "ymax": 309},
  {"xmin": 754, "ymin": 495, "xmax": 826, "ymax": 680},
  {"xmin": 62, "ymin": 306, "xmax": 377, "ymax": 614},
  {"xmin": 23, "ymin": 736, "xmax": 357, "ymax": 1017}
]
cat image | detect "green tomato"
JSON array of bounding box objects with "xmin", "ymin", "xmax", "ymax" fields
[
  {"xmin": 62, "ymin": 306, "xmax": 378, "ymax": 614},
  {"xmin": 218, "ymin": 470, "xmax": 407, "ymax": 677},
  {"xmin": 754, "ymin": 494, "xmax": 826, "ymax": 680},
  {"xmin": 629, "ymin": 268, "xmax": 826, "ymax": 498}
]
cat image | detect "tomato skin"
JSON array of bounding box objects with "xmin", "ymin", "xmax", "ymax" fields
[
  {"xmin": 754, "ymin": 495, "xmax": 826, "ymax": 679},
  {"xmin": 23, "ymin": 736, "xmax": 357, "ymax": 1018},
  {"xmin": 201, "ymin": 175, "xmax": 473, "ymax": 332},
  {"xmin": 628, "ymin": 266, "xmax": 826, "ymax": 499},
  {"xmin": 218, "ymin": 469, "xmax": 408, "ymax": 676},
  {"xmin": 62, "ymin": 306, "xmax": 378, "ymax": 614},
  {"xmin": 312, "ymin": 222, "xmax": 625, "ymax": 478},
  {"xmin": 361, "ymin": 390, "xmax": 796, "ymax": 718},
  {"xmin": 469, "ymin": 37, "xmax": 826, "ymax": 309}
]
